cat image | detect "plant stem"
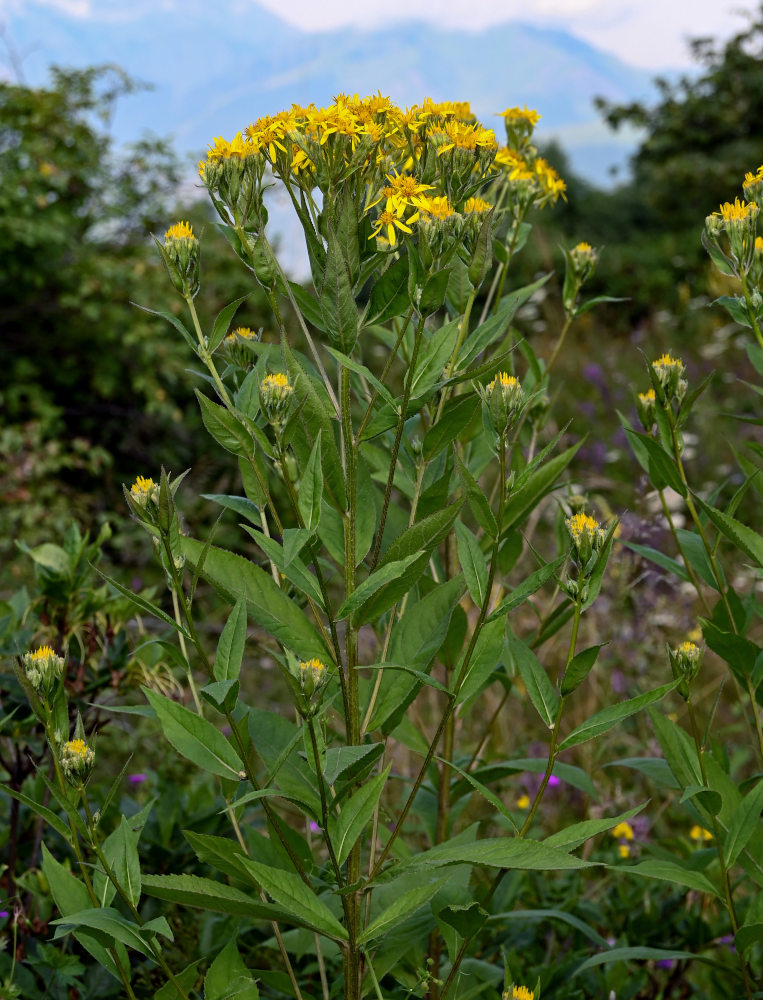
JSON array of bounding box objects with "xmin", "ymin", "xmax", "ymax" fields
[{"xmin": 370, "ymin": 314, "xmax": 427, "ymax": 570}]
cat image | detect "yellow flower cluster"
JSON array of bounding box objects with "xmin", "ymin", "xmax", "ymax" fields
[
  {"xmin": 130, "ymin": 476, "xmax": 157, "ymax": 507},
  {"xmin": 164, "ymin": 221, "xmax": 196, "ymax": 242},
  {"xmin": 715, "ymin": 197, "xmax": 757, "ymax": 223},
  {"xmin": 198, "ymin": 94, "xmax": 562, "ymax": 249}
]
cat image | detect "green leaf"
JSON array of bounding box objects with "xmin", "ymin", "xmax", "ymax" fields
[
  {"xmin": 624, "ymin": 428, "xmax": 686, "ymax": 496},
  {"xmin": 508, "ymin": 631, "xmax": 558, "ymax": 729},
  {"xmin": 620, "ymin": 540, "xmax": 689, "ymax": 582},
  {"xmin": 141, "ymin": 873, "xmax": 294, "ymax": 921},
  {"xmin": 42, "ymin": 844, "xmax": 91, "ymax": 915},
  {"xmin": 143, "ymin": 687, "xmax": 244, "ymax": 780},
  {"xmin": 487, "ymin": 556, "xmax": 566, "ymax": 621},
  {"xmin": 134, "ymin": 302, "xmax": 198, "ymax": 354},
  {"xmin": 454, "ymin": 521, "xmax": 489, "ymax": 607},
  {"xmin": 214, "ymin": 596, "xmax": 247, "ymax": 683},
  {"xmin": 502, "ymin": 441, "xmax": 583, "ymax": 531},
  {"xmin": 329, "ymin": 766, "xmax": 389, "ymax": 865},
  {"xmin": 543, "ymin": 804, "xmax": 646, "ymax": 851},
  {"xmin": 441, "ymin": 757, "xmax": 518, "ymax": 832},
  {"xmin": 410, "ymin": 317, "xmax": 461, "ymax": 399},
  {"xmin": 648, "ymin": 710, "xmax": 702, "ymax": 788},
  {"xmin": 424, "ymin": 395, "xmax": 481, "ymax": 461},
  {"xmin": 337, "ymin": 552, "xmax": 424, "ymax": 621},
  {"xmin": 325, "ymin": 348, "xmax": 396, "ymax": 409},
  {"xmin": 95, "ymin": 567, "xmax": 191, "ymax": 640},
  {"xmin": 51, "ymin": 907, "xmax": 153, "ymax": 955},
  {"xmin": 468, "ymin": 208, "xmax": 494, "ymax": 286},
  {"xmin": 202, "ymin": 493, "xmax": 261, "ymax": 524},
  {"xmin": 558, "ymin": 681, "xmax": 679, "ymax": 751},
  {"xmin": 746, "ymin": 341, "xmax": 763, "ymax": 378},
  {"xmin": 320, "ymin": 224, "xmax": 359, "ymax": 354},
  {"xmin": 196, "ymin": 391, "xmax": 254, "ymax": 458},
  {"xmin": 458, "ymin": 274, "xmax": 551, "ymax": 368},
  {"xmin": 323, "ymin": 744, "xmax": 384, "ymax": 786},
  {"xmin": 455, "ymin": 453, "xmax": 498, "ymax": 538},
  {"xmin": 724, "ymin": 777, "xmax": 763, "ymax": 868},
  {"xmin": 407, "ymin": 837, "xmax": 597, "ymax": 871},
  {"xmin": 237, "ymin": 858, "xmax": 348, "ymax": 941},
  {"xmin": 573, "ymin": 946, "xmax": 714, "ymax": 975},
  {"xmin": 156, "ymin": 961, "xmax": 204, "ymax": 1000},
  {"xmin": 712, "ymin": 294, "xmax": 752, "ymax": 328},
  {"xmin": 368, "ymin": 254, "xmax": 410, "ymax": 324},
  {"xmin": 243, "ymin": 526, "xmax": 325, "ymax": 609},
  {"xmin": 602, "ymin": 757, "xmax": 680, "ymax": 789},
  {"xmin": 360, "ymin": 877, "xmax": 450, "ymax": 945},
  {"xmin": 297, "ymin": 431, "xmax": 323, "ymax": 531},
  {"xmin": 561, "ymin": 643, "xmax": 604, "ymax": 697},
  {"xmin": 693, "ymin": 494, "xmax": 763, "ymax": 568},
  {"xmin": 93, "ymin": 815, "xmax": 141, "ymax": 908},
  {"xmin": 619, "ymin": 859, "xmax": 722, "ymax": 898},
  {"xmin": 289, "ymin": 281, "xmax": 326, "ymax": 332},
  {"xmin": 574, "ymin": 295, "xmax": 628, "ymax": 317},
  {"xmin": 209, "ymin": 294, "xmax": 250, "ymax": 352},
  {"xmin": 438, "ymin": 900, "xmax": 490, "ymax": 938},
  {"xmin": 700, "ymin": 619, "xmax": 760, "ymax": 683},
  {"xmin": 492, "ymin": 908, "xmax": 609, "ymax": 948},
  {"xmin": 181, "ymin": 538, "xmax": 331, "ymax": 663},
  {"xmin": 205, "ymin": 940, "xmax": 259, "ymax": 1000},
  {"xmin": 6, "ymin": 786, "xmax": 71, "ymax": 842},
  {"xmin": 456, "ymin": 617, "xmax": 506, "ymax": 707},
  {"xmin": 418, "ymin": 266, "xmax": 453, "ymax": 316}
]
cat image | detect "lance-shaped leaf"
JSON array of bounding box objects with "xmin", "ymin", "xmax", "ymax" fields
[
  {"xmin": 142, "ymin": 873, "xmax": 295, "ymax": 922},
  {"xmin": 543, "ymin": 804, "xmax": 646, "ymax": 852},
  {"xmin": 209, "ymin": 294, "xmax": 250, "ymax": 352},
  {"xmin": 405, "ymin": 837, "xmax": 597, "ymax": 871},
  {"xmin": 297, "ymin": 431, "xmax": 323, "ymax": 531},
  {"xmin": 724, "ymin": 777, "xmax": 763, "ymax": 868},
  {"xmin": 51, "ymin": 908, "xmax": 153, "ymax": 955},
  {"xmin": 623, "ymin": 427, "xmax": 686, "ymax": 497},
  {"xmin": 561, "ymin": 643, "xmax": 605, "ymax": 696},
  {"xmin": 214, "ymin": 596, "xmax": 247, "ymax": 682},
  {"xmin": 329, "ymin": 767, "xmax": 389, "ymax": 865},
  {"xmin": 618, "ymin": 859, "xmax": 722, "ymax": 898},
  {"xmin": 93, "ymin": 815, "xmax": 142, "ymax": 908},
  {"xmin": 237, "ymin": 858, "xmax": 348, "ymax": 941},
  {"xmin": 338, "ymin": 552, "xmax": 424, "ymax": 621},
  {"xmin": 507, "ymin": 631, "xmax": 558, "ymax": 729},
  {"xmin": 196, "ymin": 391, "xmax": 255, "ymax": 459},
  {"xmin": 502, "ymin": 440, "xmax": 583, "ymax": 531},
  {"xmin": 558, "ymin": 681, "xmax": 679, "ymax": 751},
  {"xmin": 454, "ymin": 521, "xmax": 489, "ymax": 607},
  {"xmin": 693, "ymin": 494, "xmax": 763, "ymax": 568},
  {"xmin": 181, "ymin": 537, "xmax": 331, "ymax": 662},
  {"xmin": 359, "ymin": 875, "xmax": 450, "ymax": 945},
  {"xmin": 143, "ymin": 687, "xmax": 244, "ymax": 780},
  {"xmin": 320, "ymin": 224, "xmax": 359, "ymax": 354}
]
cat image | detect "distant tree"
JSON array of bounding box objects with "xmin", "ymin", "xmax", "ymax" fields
[{"xmin": 596, "ymin": 5, "xmax": 763, "ymax": 231}]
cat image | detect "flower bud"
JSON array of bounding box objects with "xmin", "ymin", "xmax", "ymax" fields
[
  {"xmin": 161, "ymin": 221, "xmax": 200, "ymax": 297},
  {"xmin": 742, "ymin": 166, "xmax": 763, "ymax": 208},
  {"xmin": 60, "ymin": 738, "xmax": 95, "ymax": 785},
  {"xmin": 668, "ymin": 639, "xmax": 703, "ymax": 699},
  {"xmin": 569, "ymin": 241, "xmax": 597, "ymax": 281},
  {"xmin": 637, "ymin": 388, "xmax": 656, "ymax": 431},
  {"xmin": 259, "ymin": 372, "xmax": 294, "ymax": 429},
  {"xmin": 299, "ymin": 658, "xmax": 328, "ymax": 702},
  {"xmin": 485, "ymin": 371, "xmax": 524, "ymax": 434},
  {"xmin": 566, "ymin": 512, "xmax": 605, "ymax": 568},
  {"xmin": 651, "ymin": 353, "xmax": 687, "ymax": 404},
  {"xmin": 23, "ymin": 645, "xmax": 65, "ymax": 695}
]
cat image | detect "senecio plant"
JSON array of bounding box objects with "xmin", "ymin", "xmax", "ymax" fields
[{"xmin": 12, "ymin": 96, "xmax": 761, "ymax": 999}]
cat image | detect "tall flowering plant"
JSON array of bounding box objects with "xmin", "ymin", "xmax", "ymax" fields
[{"xmin": 15, "ymin": 96, "xmax": 691, "ymax": 999}]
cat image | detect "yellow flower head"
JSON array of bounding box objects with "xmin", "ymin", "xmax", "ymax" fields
[
  {"xmin": 226, "ymin": 326, "xmax": 258, "ymax": 344},
  {"xmin": 23, "ymin": 645, "xmax": 65, "ymax": 692},
  {"xmin": 415, "ymin": 195, "xmax": 456, "ymax": 221},
  {"xmin": 500, "ymin": 106, "xmax": 541, "ymax": 128},
  {"xmin": 164, "ymin": 221, "xmax": 195, "ymax": 242},
  {"xmin": 463, "ymin": 196, "xmax": 493, "ymax": 214},
  {"xmin": 512, "ymin": 987, "xmax": 534, "ymax": 1000},
  {"xmin": 652, "ymin": 353, "xmax": 687, "ymax": 401},
  {"xmin": 690, "ymin": 825, "xmax": 713, "ymax": 842},
  {"xmin": 516, "ymin": 793, "xmax": 530, "ymax": 809},
  {"xmin": 612, "ymin": 821, "xmax": 634, "ymax": 841},
  {"xmin": 130, "ymin": 476, "xmax": 157, "ymax": 507},
  {"xmin": 756, "ymin": 236, "xmax": 763, "ymax": 253},
  {"xmin": 638, "ymin": 389, "xmax": 655, "ymax": 404},
  {"xmin": 60, "ymin": 738, "xmax": 95, "ymax": 782},
  {"xmin": 715, "ymin": 198, "xmax": 757, "ymax": 224},
  {"xmin": 618, "ymin": 843, "xmax": 631, "ymax": 858},
  {"xmin": 299, "ymin": 658, "xmax": 328, "ymax": 700}
]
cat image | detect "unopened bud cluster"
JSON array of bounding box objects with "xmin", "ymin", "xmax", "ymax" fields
[
  {"xmin": 565, "ymin": 511, "xmax": 607, "ymax": 598},
  {"xmin": 483, "ymin": 371, "xmax": 524, "ymax": 435},
  {"xmin": 298, "ymin": 658, "xmax": 330, "ymax": 714},
  {"xmin": 260, "ymin": 372, "xmax": 294, "ymax": 428},
  {"xmin": 160, "ymin": 221, "xmax": 200, "ymax": 297},
  {"xmin": 225, "ymin": 326, "xmax": 259, "ymax": 367},
  {"xmin": 651, "ymin": 353, "xmax": 687, "ymax": 405},
  {"xmin": 637, "ymin": 388, "xmax": 656, "ymax": 431},
  {"xmin": 704, "ymin": 197, "xmax": 759, "ymax": 277},
  {"xmin": 569, "ymin": 241, "xmax": 597, "ymax": 281},
  {"xmin": 23, "ymin": 645, "xmax": 65, "ymax": 695},
  {"xmin": 60, "ymin": 738, "xmax": 95, "ymax": 785},
  {"xmin": 669, "ymin": 639, "xmax": 703, "ymax": 700}
]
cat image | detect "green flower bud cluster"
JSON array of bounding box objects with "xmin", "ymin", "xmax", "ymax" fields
[
  {"xmin": 637, "ymin": 388, "xmax": 656, "ymax": 431},
  {"xmin": 60, "ymin": 737, "xmax": 95, "ymax": 786},
  {"xmin": 259, "ymin": 372, "xmax": 294, "ymax": 430},
  {"xmin": 703, "ymin": 198, "xmax": 759, "ymax": 277},
  {"xmin": 651, "ymin": 353, "xmax": 687, "ymax": 405},
  {"xmin": 23, "ymin": 645, "xmax": 65, "ymax": 695},
  {"xmin": 298, "ymin": 658, "xmax": 331, "ymax": 716},
  {"xmin": 483, "ymin": 371, "xmax": 524, "ymax": 435},
  {"xmin": 159, "ymin": 221, "xmax": 201, "ymax": 297},
  {"xmin": 668, "ymin": 640, "xmax": 703, "ymax": 700}
]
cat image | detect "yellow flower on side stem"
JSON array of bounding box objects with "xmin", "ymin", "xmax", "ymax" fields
[
  {"xmin": 516, "ymin": 794, "xmax": 530, "ymax": 810},
  {"xmin": 690, "ymin": 825, "xmax": 713, "ymax": 842},
  {"xmin": 369, "ymin": 202, "xmax": 414, "ymax": 247}
]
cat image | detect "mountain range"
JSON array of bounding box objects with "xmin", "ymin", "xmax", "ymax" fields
[{"xmin": 1, "ymin": 0, "xmax": 661, "ymax": 183}]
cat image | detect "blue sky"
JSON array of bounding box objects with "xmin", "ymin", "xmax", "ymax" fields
[{"xmin": 15, "ymin": 0, "xmax": 745, "ymax": 68}]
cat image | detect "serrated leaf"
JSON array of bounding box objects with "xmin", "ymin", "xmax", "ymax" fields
[
  {"xmin": 143, "ymin": 687, "xmax": 244, "ymax": 779},
  {"xmin": 360, "ymin": 877, "xmax": 450, "ymax": 944},
  {"xmin": 237, "ymin": 858, "xmax": 348, "ymax": 941}
]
